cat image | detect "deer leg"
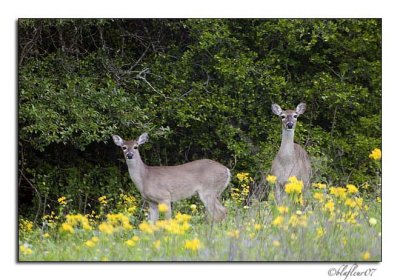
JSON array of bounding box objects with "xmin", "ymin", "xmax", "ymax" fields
[
  {"xmin": 213, "ymin": 198, "xmax": 227, "ymax": 221},
  {"xmin": 148, "ymin": 202, "xmax": 159, "ymax": 222},
  {"xmin": 275, "ymin": 185, "xmax": 283, "ymax": 205},
  {"xmin": 199, "ymin": 192, "xmax": 226, "ymax": 221}
]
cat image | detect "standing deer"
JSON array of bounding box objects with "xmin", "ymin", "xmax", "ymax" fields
[
  {"xmin": 270, "ymin": 103, "xmax": 312, "ymax": 202},
  {"xmin": 112, "ymin": 133, "xmax": 230, "ymax": 222}
]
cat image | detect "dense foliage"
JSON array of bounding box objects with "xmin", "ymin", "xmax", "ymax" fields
[{"xmin": 18, "ymin": 19, "xmax": 381, "ymax": 219}]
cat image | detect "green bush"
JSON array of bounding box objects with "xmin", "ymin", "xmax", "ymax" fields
[{"xmin": 18, "ymin": 19, "xmax": 381, "ymax": 219}]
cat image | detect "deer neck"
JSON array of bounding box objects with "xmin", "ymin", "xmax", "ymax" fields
[
  {"xmin": 126, "ymin": 153, "xmax": 147, "ymax": 193},
  {"xmin": 278, "ymin": 129, "xmax": 295, "ymax": 161}
]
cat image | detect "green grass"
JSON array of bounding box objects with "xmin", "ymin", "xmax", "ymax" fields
[{"xmin": 19, "ymin": 187, "xmax": 381, "ymax": 262}]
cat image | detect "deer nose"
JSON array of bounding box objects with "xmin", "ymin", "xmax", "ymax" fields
[
  {"xmin": 127, "ymin": 152, "xmax": 134, "ymax": 159},
  {"xmin": 287, "ymin": 123, "xmax": 294, "ymax": 129}
]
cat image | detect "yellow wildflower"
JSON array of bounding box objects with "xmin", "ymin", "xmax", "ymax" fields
[
  {"xmin": 60, "ymin": 223, "xmax": 74, "ymax": 234},
  {"xmin": 85, "ymin": 240, "xmax": 97, "ymax": 248},
  {"xmin": 98, "ymin": 196, "xmax": 108, "ymax": 205},
  {"xmin": 355, "ymin": 197, "xmax": 363, "ymax": 208},
  {"xmin": 227, "ymin": 229, "xmax": 240, "ymax": 238},
  {"xmin": 346, "ymin": 184, "xmax": 358, "ymax": 194},
  {"xmin": 324, "ymin": 200, "xmax": 335, "ymax": 213},
  {"xmin": 284, "ymin": 176, "xmax": 303, "ymax": 194},
  {"xmin": 344, "ymin": 211, "xmax": 358, "ymax": 224},
  {"xmin": 125, "ymin": 236, "xmax": 140, "ymax": 247},
  {"xmin": 369, "ymin": 148, "xmax": 381, "ymax": 160},
  {"xmin": 316, "ymin": 227, "xmax": 325, "ymax": 238},
  {"xmin": 106, "ymin": 213, "xmax": 132, "ymax": 230},
  {"xmin": 57, "ymin": 196, "xmax": 67, "ymax": 205},
  {"xmin": 20, "ymin": 244, "xmax": 33, "ymax": 255},
  {"xmin": 313, "ymin": 192, "xmax": 324, "ymax": 202},
  {"xmin": 288, "ymin": 214, "xmax": 307, "ymax": 228},
  {"xmin": 175, "ymin": 212, "xmax": 191, "ymax": 223},
  {"xmin": 345, "ymin": 198, "xmax": 357, "ymax": 208},
  {"xmin": 266, "ymin": 175, "xmax": 277, "ymax": 184},
  {"xmin": 158, "ymin": 203, "xmax": 169, "ymax": 213},
  {"xmin": 153, "ymin": 240, "xmax": 161, "ymax": 250},
  {"xmin": 329, "ymin": 187, "xmax": 347, "ymax": 200},
  {"xmin": 369, "ymin": 218, "xmax": 377, "ymax": 226},
  {"xmin": 184, "ymin": 238, "xmax": 202, "ymax": 251},
  {"xmin": 271, "ymin": 215, "xmax": 284, "ymax": 227},
  {"xmin": 236, "ymin": 172, "xmax": 250, "ymax": 182},
  {"xmin": 277, "ymin": 206, "xmax": 289, "ymax": 214},
  {"xmin": 65, "ymin": 214, "xmax": 92, "ymax": 230},
  {"xmin": 19, "ymin": 219, "xmax": 34, "ymax": 233},
  {"xmin": 99, "ymin": 222, "xmax": 114, "ymax": 235},
  {"xmin": 139, "ymin": 221, "xmax": 156, "ymax": 234},
  {"xmin": 272, "ymin": 240, "xmax": 281, "ymax": 247},
  {"xmin": 312, "ymin": 183, "xmax": 327, "ymax": 189},
  {"xmin": 190, "ymin": 204, "xmax": 197, "ymax": 212},
  {"xmin": 42, "ymin": 233, "xmax": 50, "ymax": 238},
  {"xmin": 254, "ymin": 224, "xmax": 262, "ymax": 231},
  {"xmin": 362, "ymin": 251, "xmax": 371, "ymax": 260}
]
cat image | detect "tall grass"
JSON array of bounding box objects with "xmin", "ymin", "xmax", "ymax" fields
[{"xmin": 19, "ymin": 176, "xmax": 381, "ymax": 262}]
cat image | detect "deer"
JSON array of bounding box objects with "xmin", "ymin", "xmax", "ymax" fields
[
  {"xmin": 270, "ymin": 103, "xmax": 312, "ymax": 202},
  {"xmin": 112, "ymin": 133, "xmax": 230, "ymax": 222}
]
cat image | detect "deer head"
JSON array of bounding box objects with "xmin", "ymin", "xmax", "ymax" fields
[
  {"xmin": 271, "ymin": 103, "xmax": 306, "ymax": 131},
  {"xmin": 112, "ymin": 133, "xmax": 148, "ymax": 160}
]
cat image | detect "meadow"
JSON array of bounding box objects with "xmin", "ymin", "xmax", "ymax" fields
[{"xmin": 18, "ymin": 149, "xmax": 381, "ymax": 262}]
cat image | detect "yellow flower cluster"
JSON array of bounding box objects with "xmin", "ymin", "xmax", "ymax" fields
[
  {"xmin": 99, "ymin": 222, "xmax": 115, "ymax": 234},
  {"xmin": 60, "ymin": 214, "xmax": 92, "ymax": 233},
  {"xmin": 284, "ymin": 176, "xmax": 303, "ymax": 194},
  {"xmin": 271, "ymin": 215, "xmax": 285, "ymax": 227},
  {"xmin": 19, "ymin": 219, "xmax": 34, "ymax": 233},
  {"xmin": 266, "ymin": 175, "xmax": 277, "ymax": 184},
  {"xmin": 106, "ymin": 213, "xmax": 133, "ymax": 230},
  {"xmin": 312, "ymin": 183, "xmax": 327, "ymax": 189},
  {"xmin": 277, "ymin": 206, "xmax": 289, "ymax": 214},
  {"xmin": 98, "ymin": 196, "xmax": 108, "ymax": 205},
  {"xmin": 324, "ymin": 200, "xmax": 335, "ymax": 213},
  {"xmin": 20, "ymin": 244, "xmax": 33, "ymax": 255},
  {"xmin": 138, "ymin": 213, "xmax": 192, "ymax": 235},
  {"xmin": 329, "ymin": 187, "xmax": 347, "ymax": 200},
  {"xmin": 116, "ymin": 194, "xmax": 137, "ymax": 215},
  {"xmin": 125, "ymin": 236, "xmax": 140, "ymax": 247},
  {"xmin": 98, "ymin": 213, "xmax": 133, "ymax": 234},
  {"xmin": 158, "ymin": 203, "xmax": 169, "ymax": 213},
  {"xmin": 236, "ymin": 172, "xmax": 250, "ymax": 182},
  {"xmin": 57, "ymin": 196, "xmax": 67, "ymax": 206},
  {"xmin": 231, "ymin": 173, "xmax": 251, "ymax": 205},
  {"xmin": 346, "ymin": 184, "xmax": 359, "ymax": 194},
  {"xmin": 227, "ymin": 229, "xmax": 240, "ymax": 238},
  {"xmin": 85, "ymin": 236, "xmax": 99, "ymax": 248},
  {"xmin": 184, "ymin": 238, "xmax": 201, "ymax": 251},
  {"xmin": 369, "ymin": 148, "xmax": 381, "ymax": 160},
  {"xmin": 42, "ymin": 211, "xmax": 59, "ymax": 229},
  {"xmin": 288, "ymin": 214, "xmax": 308, "ymax": 228}
]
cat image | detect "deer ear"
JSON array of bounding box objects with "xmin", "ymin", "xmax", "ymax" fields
[
  {"xmin": 271, "ymin": 104, "xmax": 282, "ymax": 116},
  {"xmin": 112, "ymin": 135, "xmax": 124, "ymax": 146},
  {"xmin": 296, "ymin": 103, "xmax": 306, "ymax": 115},
  {"xmin": 137, "ymin": 133, "xmax": 149, "ymax": 145}
]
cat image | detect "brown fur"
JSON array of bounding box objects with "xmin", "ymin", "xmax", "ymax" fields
[
  {"xmin": 113, "ymin": 133, "xmax": 230, "ymax": 222},
  {"xmin": 270, "ymin": 103, "xmax": 312, "ymax": 202}
]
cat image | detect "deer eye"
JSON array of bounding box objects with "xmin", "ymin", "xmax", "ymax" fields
[
  {"xmin": 294, "ymin": 115, "xmax": 298, "ymax": 118},
  {"xmin": 122, "ymin": 146, "xmax": 127, "ymax": 151},
  {"xmin": 281, "ymin": 115, "xmax": 285, "ymax": 119},
  {"xmin": 133, "ymin": 146, "xmax": 138, "ymax": 150}
]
